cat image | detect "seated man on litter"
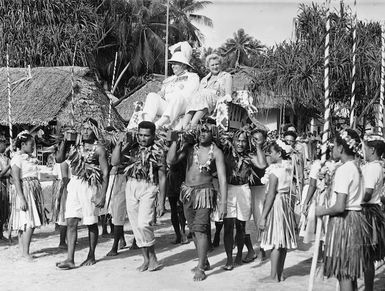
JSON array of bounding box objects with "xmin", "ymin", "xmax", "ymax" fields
[{"xmin": 141, "ymin": 42, "xmax": 199, "ymax": 129}]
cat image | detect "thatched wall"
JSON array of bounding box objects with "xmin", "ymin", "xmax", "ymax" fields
[
  {"xmin": 0, "ymin": 66, "xmax": 125, "ymax": 129},
  {"xmin": 116, "ymin": 79, "xmax": 162, "ymax": 121}
]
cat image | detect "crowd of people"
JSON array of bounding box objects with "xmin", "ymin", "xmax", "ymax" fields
[
  {"xmin": 0, "ymin": 40, "xmax": 384, "ymax": 291},
  {"xmin": 1, "ymin": 118, "xmax": 385, "ymax": 291}
]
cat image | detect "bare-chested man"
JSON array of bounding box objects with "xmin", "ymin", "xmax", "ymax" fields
[
  {"xmin": 56, "ymin": 118, "xmax": 109, "ymax": 269},
  {"xmin": 167, "ymin": 122, "xmax": 227, "ymax": 281}
]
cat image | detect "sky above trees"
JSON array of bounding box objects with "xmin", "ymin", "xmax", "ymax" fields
[{"xmin": 196, "ymin": 0, "xmax": 385, "ymax": 48}]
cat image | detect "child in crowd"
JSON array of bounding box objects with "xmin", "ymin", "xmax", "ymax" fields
[{"xmin": 259, "ymin": 140, "xmax": 297, "ymax": 282}]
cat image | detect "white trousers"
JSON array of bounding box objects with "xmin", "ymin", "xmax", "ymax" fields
[
  {"xmin": 125, "ymin": 178, "xmax": 158, "ymax": 248},
  {"xmin": 142, "ymin": 92, "xmax": 187, "ymax": 125}
]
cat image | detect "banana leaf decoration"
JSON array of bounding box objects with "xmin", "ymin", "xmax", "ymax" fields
[
  {"xmin": 68, "ymin": 145, "xmax": 103, "ymax": 186},
  {"xmin": 123, "ymin": 140, "xmax": 166, "ymax": 184}
]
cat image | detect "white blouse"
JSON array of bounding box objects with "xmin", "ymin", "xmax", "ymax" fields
[{"xmin": 10, "ymin": 152, "xmax": 39, "ymax": 179}]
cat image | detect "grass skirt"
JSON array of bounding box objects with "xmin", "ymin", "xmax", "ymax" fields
[
  {"xmin": 260, "ymin": 193, "xmax": 297, "ymax": 250},
  {"xmin": 323, "ymin": 210, "xmax": 368, "ymax": 280},
  {"xmin": 9, "ymin": 178, "xmax": 46, "ymax": 231},
  {"xmin": 51, "ymin": 179, "xmax": 68, "ymax": 225},
  {"xmin": 180, "ymin": 183, "xmax": 216, "ymax": 210},
  {"xmin": 362, "ymin": 204, "xmax": 385, "ymax": 262}
]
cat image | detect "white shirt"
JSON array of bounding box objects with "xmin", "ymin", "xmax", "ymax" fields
[
  {"xmin": 162, "ymin": 71, "xmax": 199, "ymax": 100},
  {"xmin": 10, "ymin": 152, "xmax": 39, "ymax": 179},
  {"xmin": 332, "ymin": 160, "xmax": 364, "ymax": 211},
  {"xmin": 362, "ymin": 161, "xmax": 383, "ymax": 204}
]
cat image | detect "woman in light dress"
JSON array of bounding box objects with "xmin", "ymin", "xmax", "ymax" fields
[{"xmin": 182, "ymin": 54, "xmax": 232, "ymax": 129}]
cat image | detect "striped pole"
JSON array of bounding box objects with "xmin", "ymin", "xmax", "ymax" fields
[
  {"xmin": 165, "ymin": 0, "xmax": 170, "ymax": 79},
  {"xmin": 349, "ymin": 0, "xmax": 358, "ymax": 128},
  {"xmin": 6, "ymin": 45, "xmax": 13, "ymax": 150},
  {"xmin": 70, "ymin": 43, "xmax": 77, "ymax": 127},
  {"xmin": 308, "ymin": 1, "xmax": 331, "ymax": 290},
  {"xmin": 109, "ymin": 52, "xmax": 118, "ymax": 126},
  {"xmin": 379, "ymin": 22, "xmax": 385, "ymax": 135}
]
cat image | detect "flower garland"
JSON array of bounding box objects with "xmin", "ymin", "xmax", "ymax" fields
[
  {"xmin": 276, "ymin": 139, "xmax": 294, "ymax": 156},
  {"xmin": 193, "ymin": 143, "xmax": 214, "ymax": 173},
  {"xmin": 340, "ymin": 129, "xmax": 361, "ymax": 154}
]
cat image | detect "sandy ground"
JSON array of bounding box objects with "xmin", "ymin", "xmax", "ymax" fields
[{"xmin": 1, "ymin": 212, "xmax": 384, "ymax": 291}]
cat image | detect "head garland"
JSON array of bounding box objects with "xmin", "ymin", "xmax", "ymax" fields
[
  {"xmin": 276, "ymin": 139, "xmax": 293, "ymax": 156},
  {"xmin": 337, "ymin": 128, "xmax": 361, "ymax": 156}
]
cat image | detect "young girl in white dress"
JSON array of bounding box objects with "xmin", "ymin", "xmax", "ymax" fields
[
  {"xmin": 259, "ymin": 140, "xmax": 297, "ymax": 282},
  {"xmin": 9, "ymin": 131, "xmax": 45, "ymax": 260},
  {"xmin": 316, "ymin": 129, "xmax": 366, "ymax": 291}
]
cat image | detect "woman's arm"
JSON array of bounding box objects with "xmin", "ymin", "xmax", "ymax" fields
[
  {"xmin": 316, "ymin": 192, "xmax": 346, "ymax": 216},
  {"xmin": 259, "ymin": 174, "xmax": 278, "ymax": 230},
  {"xmin": 12, "ymin": 165, "xmax": 28, "ymax": 211},
  {"xmin": 303, "ymin": 178, "xmax": 317, "ymax": 206}
]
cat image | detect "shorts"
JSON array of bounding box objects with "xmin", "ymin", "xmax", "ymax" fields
[
  {"xmin": 226, "ymin": 184, "xmax": 252, "ymax": 221},
  {"xmin": 181, "ymin": 183, "xmax": 215, "ymax": 233},
  {"xmin": 65, "ymin": 176, "xmax": 99, "ymax": 225}
]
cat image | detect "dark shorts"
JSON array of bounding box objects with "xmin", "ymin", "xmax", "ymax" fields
[
  {"xmin": 180, "ymin": 183, "xmax": 215, "ymax": 233},
  {"xmin": 183, "ymin": 201, "xmax": 211, "ymax": 233}
]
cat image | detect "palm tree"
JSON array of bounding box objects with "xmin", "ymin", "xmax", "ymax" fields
[
  {"xmin": 219, "ymin": 29, "xmax": 265, "ymax": 68},
  {"xmin": 168, "ymin": 0, "xmax": 213, "ymax": 45}
]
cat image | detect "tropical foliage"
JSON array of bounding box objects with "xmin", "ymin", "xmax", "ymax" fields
[{"xmin": 0, "ymin": 0, "xmax": 213, "ymax": 95}]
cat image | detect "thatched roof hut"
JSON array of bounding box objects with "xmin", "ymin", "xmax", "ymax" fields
[
  {"xmin": 0, "ymin": 66, "xmax": 125, "ymax": 129},
  {"xmin": 116, "ymin": 77, "xmax": 163, "ymax": 121},
  {"xmin": 232, "ymin": 69, "xmax": 288, "ymax": 110}
]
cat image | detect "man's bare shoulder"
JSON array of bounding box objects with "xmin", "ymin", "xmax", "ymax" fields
[{"xmin": 212, "ymin": 144, "xmax": 224, "ymax": 157}]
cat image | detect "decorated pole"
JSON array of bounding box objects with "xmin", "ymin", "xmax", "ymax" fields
[
  {"xmin": 109, "ymin": 52, "xmax": 118, "ymax": 126},
  {"xmin": 308, "ymin": 1, "xmax": 331, "ymax": 290},
  {"xmin": 379, "ymin": 22, "xmax": 385, "ymax": 135},
  {"xmin": 349, "ymin": 0, "xmax": 358, "ymax": 128},
  {"xmin": 164, "ymin": 0, "xmax": 170, "ymax": 78},
  {"xmin": 6, "ymin": 45, "xmax": 13, "ymax": 150},
  {"xmin": 70, "ymin": 43, "xmax": 77, "ymax": 127}
]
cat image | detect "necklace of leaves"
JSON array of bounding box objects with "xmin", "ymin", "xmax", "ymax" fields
[{"xmin": 193, "ymin": 143, "xmax": 214, "ymax": 173}]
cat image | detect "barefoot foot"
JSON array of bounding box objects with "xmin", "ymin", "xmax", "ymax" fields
[
  {"xmin": 234, "ymin": 255, "xmax": 243, "ymax": 266},
  {"xmin": 56, "ymin": 259, "xmax": 75, "ymax": 269},
  {"xmin": 148, "ymin": 260, "xmax": 163, "ymax": 272},
  {"xmin": 193, "ymin": 268, "xmax": 207, "ymax": 281},
  {"xmin": 106, "ymin": 249, "xmax": 118, "ymax": 257},
  {"xmin": 137, "ymin": 261, "xmax": 149, "ymax": 272},
  {"xmin": 80, "ymin": 256, "xmax": 96, "ymax": 267}
]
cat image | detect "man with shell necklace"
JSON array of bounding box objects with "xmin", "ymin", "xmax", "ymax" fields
[
  {"xmin": 167, "ymin": 121, "xmax": 227, "ymax": 281},
  {"xmin": 55, "ymin": 118, "xmax": 110, "ymax": 269}
]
